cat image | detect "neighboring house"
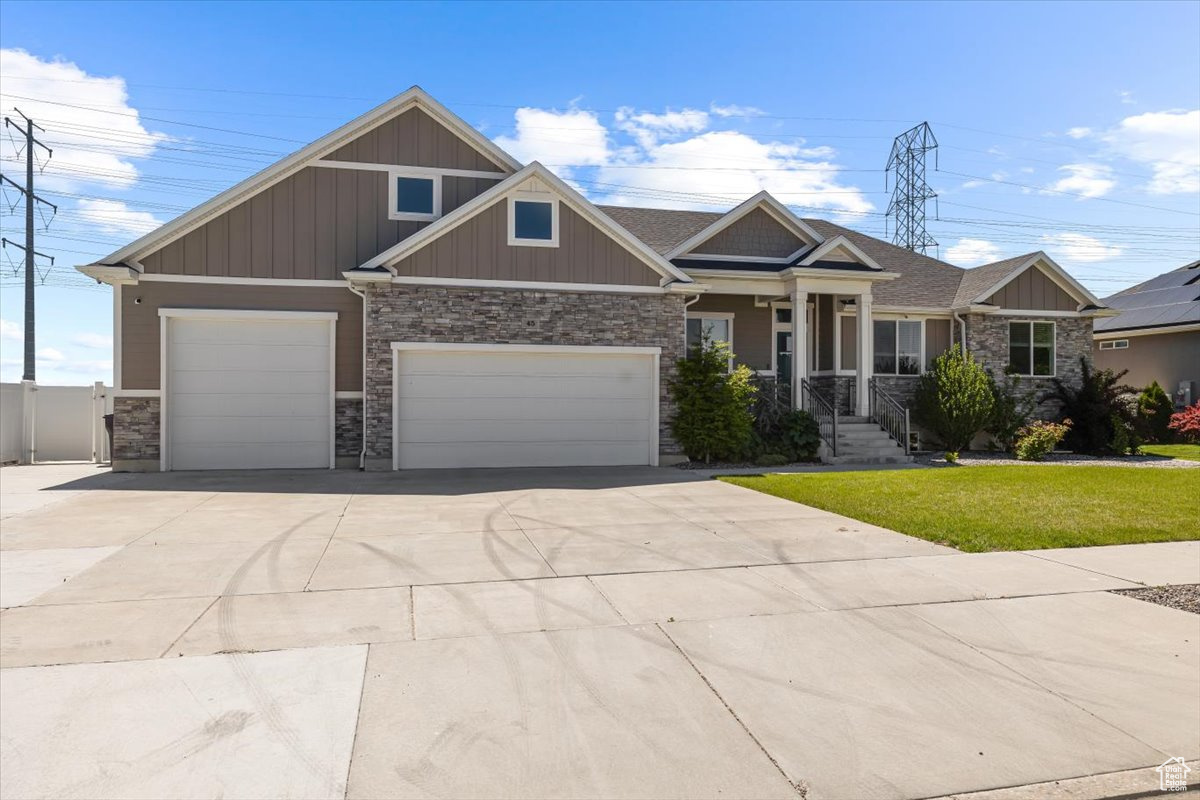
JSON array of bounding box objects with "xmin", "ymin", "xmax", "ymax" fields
[
  {"xmin": 1093, "ymin": 260, "xmax": 1200, "ymax": 408},
  {"xmin": 78, "ymin": 87, "xmax": 1110, "ymax": 472}
]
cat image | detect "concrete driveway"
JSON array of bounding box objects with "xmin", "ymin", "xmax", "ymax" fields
[{"xmin": 1, "ymin": 463, "xmax": 1196, "ymax": 799}]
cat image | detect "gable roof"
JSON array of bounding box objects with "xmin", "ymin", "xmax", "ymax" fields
[
  {"xmin": 954, "ymin": 251, "xmax": 1102, "ymax": 309},
  {"xmin": 94, "ymin": 86, "xmax": 522, "ymax": 268},
  {"xmin": 598, "ymin": 206, "xmax": 721, "ymax": 254},
  {"xmin": 663, "ymin": 191, "xmax": 824, "ymax": 260},
  {"xmin": 797, "ymin": 235, "xmax": 883, "ymax": 270},
  {"xmin": 1095, "ymin": 260, "xmax": 1200, "ymax": 332},
  {"xmin": 361, "ymin": 162, "xmax": 693, "ymax": 285}
]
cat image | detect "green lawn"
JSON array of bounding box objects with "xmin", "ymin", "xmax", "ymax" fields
[
  {"xmin": 1141, "ymin": 443, "xmax": 1200, "ymax": 460},
  {"xmin": 721, "ymin": 466, "xmax": 1200, "ymax": 552}
]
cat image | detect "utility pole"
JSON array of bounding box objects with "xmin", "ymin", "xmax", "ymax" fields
[
  {"xmin": 2, "ymin": 108, "xmax": 55, "ymax": 380},
  {"xmin": 885, "ymin": 122, "xmax": 939, "ymax": 256}
]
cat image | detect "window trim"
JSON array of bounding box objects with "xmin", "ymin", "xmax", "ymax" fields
[
  {"xmin": 1098, "ymin": 339, "xmax": 1129, "ymax": 351},
  {"xmin": 685, "ymin": 312, "xmax": 735, "ymax": 370},
  {"xmin": 507, "ymin": 195, "xmax": 560, "ymax": 248},
  {"xmin": 1008, "ymin": 319, "xmax": 1057, "ymax": 377},
  {"xmin": 872, "ymin": 317, "xmax": 925, "ymax": 377},
  {"xmin": 388, "ymin": 169, "xmax": 441, "ymax": 222}
]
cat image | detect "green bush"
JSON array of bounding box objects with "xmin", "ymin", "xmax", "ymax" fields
[
  {"xmin": 912, "ymin": 349, "xmax": 995, "ymax": 452},
  {"xmin": 746, "ymin": 376, "xmax": 821, "ymax": 462},
  {"xmin": 778, "ymin": 410, "xmax": 821, "ymax": 462},
  {"xmin": 1047, "ymin": 358, "xmax": 1137, "ymax": 455},
  {"xmin": 1014, "ymin": 419, "xmax": 1071, "ymax": 461},
  {"xmin": 1138, "ymin": 381, "xmax": 1175, "ymax": 444},
  {"xmin": 669, "ymin": 335, "xmax": 756, "ymax": 463},
  {"xmin": 754, "ymin": 452, "xmax": 791, "ymax": 467},
  {"xmin": 986, "ymin": 371, "xmax": 1038, "ymax": 452}
]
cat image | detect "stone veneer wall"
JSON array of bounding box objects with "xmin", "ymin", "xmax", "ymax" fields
[
  {"xmin": 335, "ymin": 398, "xmax": 363, "ymax": 458},
  {"xmin": 112, "ymin": 396, "xmax": 160, "ymax": 464},
  {"xmin": 965, "ymin": 314, "xmax": 1092, "ymax": 418},
  {"xmin": 363, "ymin": 284, "xmax": 686, "ymax": 464}
]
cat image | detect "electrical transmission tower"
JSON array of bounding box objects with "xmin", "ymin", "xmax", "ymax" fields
[
  {"xmin": 885, "ymin": 122, "xmax": 938, "ymax": 256},
  {"xmin": 1, "ymin": 109, "xmax": 56, "ymax": 381}
]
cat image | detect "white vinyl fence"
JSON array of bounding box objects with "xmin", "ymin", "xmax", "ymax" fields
[{"xmin": 0, "ymin": 381, "xmax": 112, "ymax": 464}]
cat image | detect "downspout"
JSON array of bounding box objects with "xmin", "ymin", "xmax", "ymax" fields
[
  {"xmin": 346, "ymin": 282, "xmax": 368, "ymax": 471},
  {"xmin": 683, "ymin": 293, "xmax": 702, "ymax": 354},
  {"xmin": 952, "ymin": 310, "xmax": 967, "ymax": 356}
]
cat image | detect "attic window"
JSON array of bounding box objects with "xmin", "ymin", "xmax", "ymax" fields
[
  {"xmin": 508, "ymin": 196, "xmax": 559, "ymax": 247},
  {"xmin": 389, "ymin": 171, "xmax": 440, "ymax": 221}
]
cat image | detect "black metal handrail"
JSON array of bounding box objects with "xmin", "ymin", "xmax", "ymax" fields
[
  {"xmin": 868, "ymin": 378, "xmax": 910, "ymax": 455},
  {"xmin": 799, "ymin": 378, "xmax": 837, "ymax": 457}
]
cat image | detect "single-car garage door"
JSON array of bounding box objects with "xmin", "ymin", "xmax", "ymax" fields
[
  {"xmin": 393, "ymin": 343, "xmax": 659, "ymax": 470},
  {"xmin": 163, "ymin": 310, "xmax": 336, "ymax": 470}
]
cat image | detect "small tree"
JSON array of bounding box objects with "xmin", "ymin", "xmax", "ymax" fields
[
  {"xmin": 669, "ymin": 335, "xmax": 756, "ymax": 463},
  {"xmin": 986, "ymin": 369, "xmax": 1038, "ymax": 452},
  {"xmin": 1046, "ymin": 358, "xmax": 1137, "ymax": 454},
  {"xmin": 1168, "ymin": 402, "xmax": 1200, "ymax": 443},
  {"xmin": 1138, "ymin": 381, "xmax": 1175, "ymax": 444},
  {"xmin": 912, "ymin": 348, "xmax": 995, "ymax": 452}
]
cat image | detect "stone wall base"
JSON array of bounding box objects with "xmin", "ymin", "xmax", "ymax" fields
[{"xmin": 112, "ymin": 459, "xmax": 160, "ymax": 473}]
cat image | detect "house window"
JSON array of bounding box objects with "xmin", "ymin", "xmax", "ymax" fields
[
  {"xmin": 873, "ymin": 319, "xmax": 922, "ymax": 375},
  {"xmin": 1009, "ymin": 321, "xmax": 1056, "ymax": 376},
  {"xmin": 508, "ymin": 197, "xmax": 559, "ymax": 247},
  {"xmin": 686, "ymin": 315, "xmax": 733, "ymax": 367},
  {"xmin": 1099, "ymin": 339, "xmax": 1129, "ymax": 350},
  {"xmin": 388, "ymin": 172, "xmax": 440, "ymax": 221}
]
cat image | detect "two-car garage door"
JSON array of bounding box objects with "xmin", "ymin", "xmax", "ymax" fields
[
  {"xmin": 163, "ymin": 311, "xmax": 335, "ymax": 471},
  {"xmin": 393, "ymin": 344, "xmax": 659, "ymax": 470}
]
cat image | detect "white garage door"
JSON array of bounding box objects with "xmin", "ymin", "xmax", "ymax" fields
[
  {"xmin": 393, "ymin": 345, "xmax": 658, "ymax": 470},
  {"xmin": 164, "ymin": 312, "xmax": 335, "ymax": 470}
]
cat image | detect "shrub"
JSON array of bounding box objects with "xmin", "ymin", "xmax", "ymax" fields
[
  {"xmin": 912, "ymin": 349, "xmax": 995, "ymax": 452},
  {"xmin": 746, "ymin": 376, "xmax": 821, "ymax": 462},
  {"xmin": 1046, "ymin": 358, "xmax": 1137, "ymax": 455},
  {"xmin": 1137, "ymin": 381, "xmax": 1175, "ymax": 444},
  {"xmin": 777, "ymin": 410, "xmax": 821, "ymax": 462},
  {"xmin": 669, "ymin": 335, "xmax": 756, "ymax": 463},
  {"xmin": 1168, "ymin": 402, "xmax": 1200, "ymax": 443},
  {"xmin": 1014, "ymin": 419, "xmax": 1071, "ymax": 461},
  {"xmin": 986, "ymin": 370, "xmax": 1038, "ymax": 452},
  {"xmin": 944, "ymin": 450, "xmax": 959, "ymax": 463},
  {"xmin": 754, "ymin": 452, "xmax": 791, "ymax": 467}
]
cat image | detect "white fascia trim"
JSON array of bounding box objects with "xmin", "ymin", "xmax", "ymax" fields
[
  {"xmin": 390, "ymin": 275, "xmax": 665, "ymax": 294},
  {"xmin": 797, "ymin": 236, "xmax": 884, "ymax": 270},
  {"xmin": 312, "ymin": 160, "xmax": 508, "ymax": 180},
  {"xmin": 679, "ymin": 268, "xmax": 789, "ymax": 280},
  {"xmin": 1094, "ymin": 322, "xmax": 1200, "ymax": 338},
  {"xmin": 99, "ymin": 87, "xmax": 521, "ymax": 266},
  {"xmin": 874, "ymin": 305, "xmax": 953, "ymax": 315},
  {"xmin": 76, "ymin": 264, "xmax": 139, "ymax": 285},
  {"xmin": 140, "ymin": 274, "xmax": 348, "ymax": 287},
  {"xmin": 974, "ymin": 252, "xmax": 1102, "ymax": 308},
  {"xmin": 990, "ymin": 308, "xmax": 1097, "ymax": 318},
  {"xmin": 364, "ymin": 162, "xmax": 692, "ymax": 285},
  {"xmin": 786, "ymin": 266, "xmax": 899, "ymax": 282},
  {"xmin": 157, "ymin": 308, "xmax": 339, "ymax": 321},
  {"xmin": 391, "ymin": 342, "xmax": 662, "ymax": 356},
  {"xmin": 665, "ymin": 190, "xmax": 824, "ymax": 260}
]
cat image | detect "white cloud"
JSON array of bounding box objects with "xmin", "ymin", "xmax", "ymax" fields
[
  {"xmin": 0, "ymin": 318, "xmax": 21, "ymax": 343},
  {"xmin": 1066, "ymin": 127, "xmax": 1092, "ymax": 139},
  {"xmin": 1040, "ymin": 232, "xmax": 1124, "ymax": 263},
  {"xmin": 36, "ymin": 347, "xmax": 65, "ymax": 362},
  {"xmin": 492, "ymin": 107, "xmax": 610, "ymax": 179},
  {"xmin": 71, "ymin": 332, "xmax": 112, "ymax": 349},
  {"xmin": 1118, "ymin": 90, "xmax": 1136, "ymax": 105},
  {"xmin": 0, "ymin": 48, "xmax": 168, "ymax": 191},
  {"xmin": 75, "ymin": 198, "xmax": 162, "ymax": 235},
  {"xmin": 1102, "ymin": 109, "xmax": 1200, "ymax": 194},
  {"xmin": 1044, "ymin": 163, "xmax": 1116, "ymax": 198},
  {"xmin": 710, "ymin": 103, "xmax": 766, "ymax": 118},
  {"xmin": 945, "ymin": 238, "xmax": 1002, "ymax": 267}
]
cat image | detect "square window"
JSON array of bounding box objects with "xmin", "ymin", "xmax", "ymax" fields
[
  {"xmin": 394, "ymin": 176, "xmax": 435, "ymax": 216},
  {"xmin": 514, "ymin": 200, "xmax": 554, "ymax": 241}
]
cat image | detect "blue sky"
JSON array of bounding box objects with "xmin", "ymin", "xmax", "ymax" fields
[{"xmin": 1, "ymin": 0, "xmax": 1198, "ymax": 383}]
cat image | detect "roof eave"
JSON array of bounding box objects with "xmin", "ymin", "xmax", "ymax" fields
[{"xmin": 75, "ymin": 264, "xmax": 139, "ymax": 285}]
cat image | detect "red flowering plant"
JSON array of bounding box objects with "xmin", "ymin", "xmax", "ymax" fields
[{"xmin": 1168, "ymin": 402, "xmax": 1200, "ymax": 443}]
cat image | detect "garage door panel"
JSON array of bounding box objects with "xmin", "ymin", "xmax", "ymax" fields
[
  {"xmin": 397, "ymin": 441, "xmax": 651, "ymax": 470},
  {"xmin": 398, "ymin": 397, "xmax": 651, "ymax": 422},
  {"xmin": 397, "ymin": 374, "xmax": 651, "ymax": 400},
  {"xmin": 400, "ymin": 419, "xmax": 650, "ymax": 444},
  {"xmin": 171, "ymin": 342, "xmax": 330, "ymax": 372},
  {"xmin": 171, "ymin": 441, "xmax": 331, "ymax": 472},
  {"xmin": 167, "ymin": 316, "xmax": 332, "ymax": 470},
  {"xmin": 172, "ymin": 319, "xmax": 330, "ymax": 347},
  {"xmin": 170, "ymin": 369, "xmax": 330, "ymax": 396},
  {"xmin": 394, "ymin": 348, "xmax": 655, "ymax": 470}
]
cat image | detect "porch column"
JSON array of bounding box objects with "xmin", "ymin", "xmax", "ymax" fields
[
  {"xmin": 791, "ymin": 286, "xmax": 807, "ymax": 409},
  {"xmin": 855, "ymin": 290, "xmax": 872, "ymax": 416}
]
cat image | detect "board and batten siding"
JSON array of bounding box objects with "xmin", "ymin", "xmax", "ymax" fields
[
  {"xmin": 326, "ymin": 107, "xmax": 507, "ymax": 172},
  {"xmin": 138, "ymin": 168, "xmax": 501, "ymax": 280},
  {"xmin": 391, "ymin": 202, "xmax": 663, "ymax": 286},
  {"xmin": 689, "ymin": 294, "xmax": 772, "ymax": 370},
  {"xmin": 121, "ymin": 282, "xmax": 362, "ymax": 391},
  {"xmin": 985, "ymin": 266, "xmax": 1077, "ymax": 311},
  {"xmin": 690, "ymin": 208, "xmax": 805, "ymax": 259}
]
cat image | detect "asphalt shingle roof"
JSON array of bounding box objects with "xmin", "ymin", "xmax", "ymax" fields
[
  {"xmin": 1094, "ymin": 260, "xmax": 1200, "ymax": 332},
  {"xmin": 951, "ymin": 253, "xmax": 1036, "ymax": 307},
  {"xmin": 597, "ymin": 206, "xmax": 720, "ymax": 255}
]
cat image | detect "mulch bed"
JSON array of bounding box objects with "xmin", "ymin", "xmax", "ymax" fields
[
  {"xmin": 917, "ymin": 452, "xmax": 1200, "ymax": 469},
  {"xmin": 1111, "ymin": 584, "xmax": 1200, "ymax": 615}
]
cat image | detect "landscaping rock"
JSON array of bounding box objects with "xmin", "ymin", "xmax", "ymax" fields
[{"xmin": 1111, "ymin": 584, "xmax": 1200, "ymax": 615}]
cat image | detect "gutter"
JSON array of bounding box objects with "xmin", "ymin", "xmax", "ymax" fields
[{"xmin": 952, "ymin": 310, "xmax": 967, "ymax": 356}]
